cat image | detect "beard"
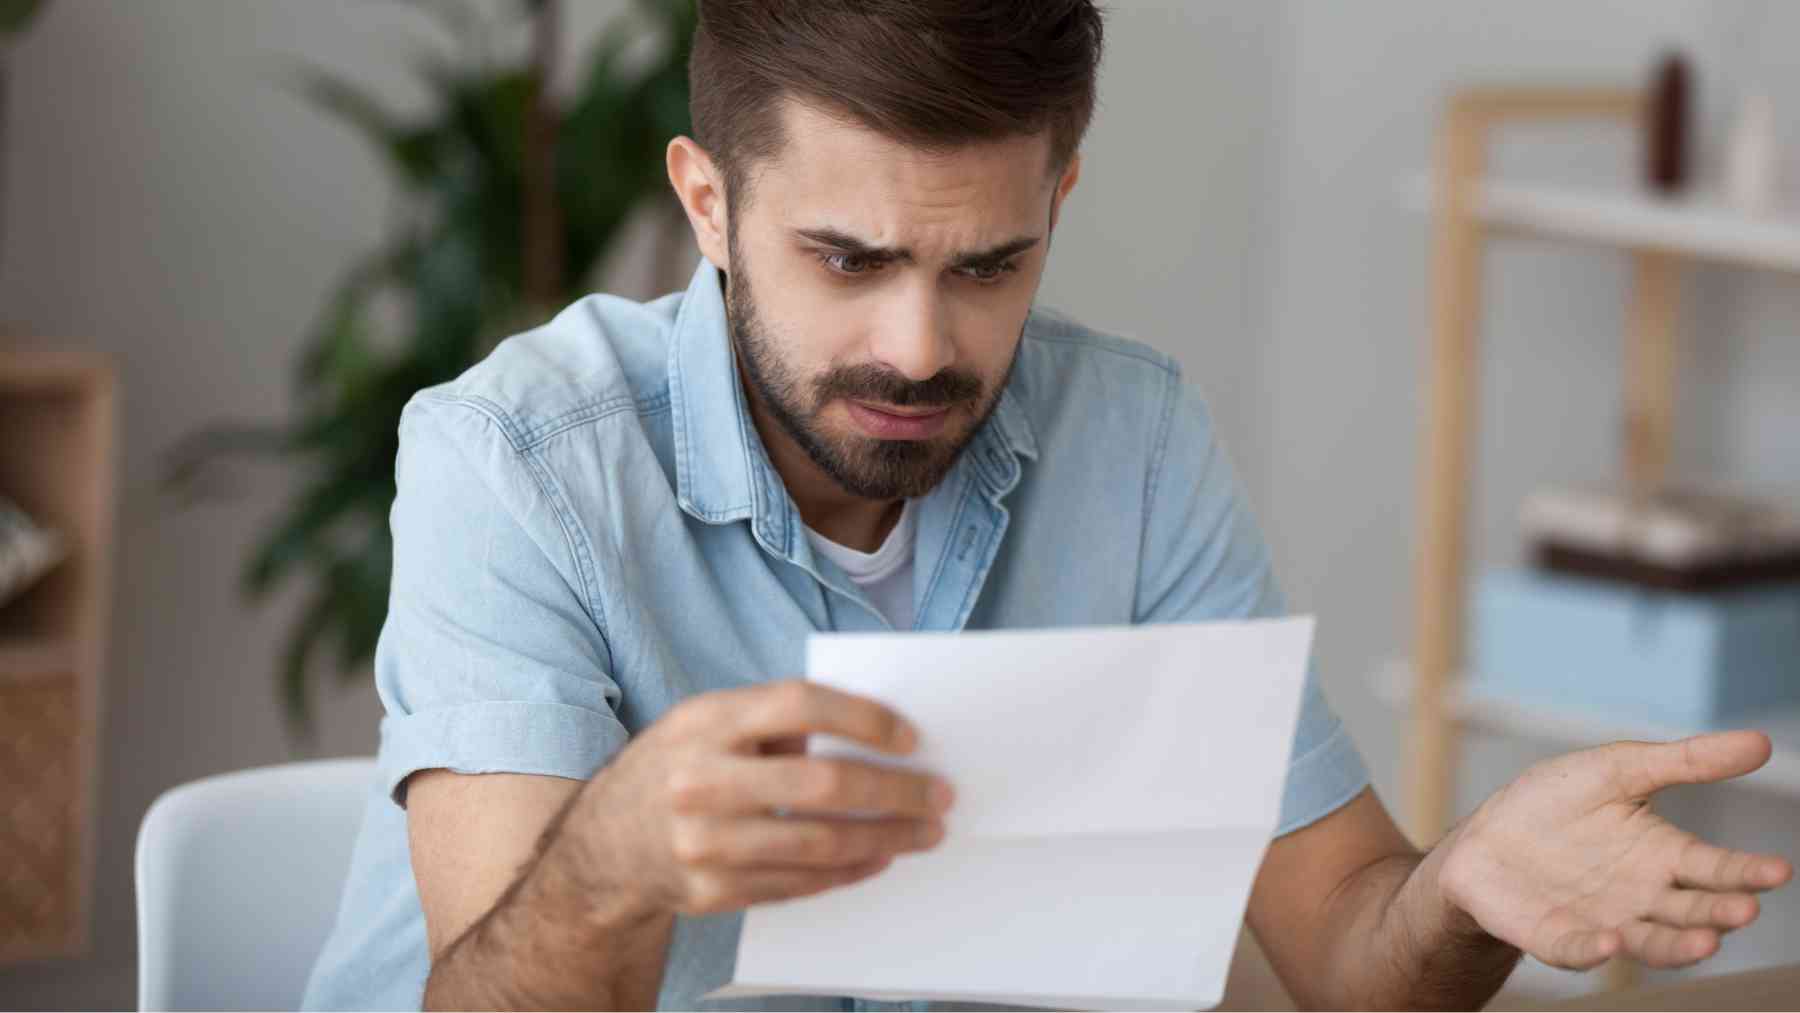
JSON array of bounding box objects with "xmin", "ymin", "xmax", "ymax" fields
[{"xmin": 723, "ymin": 232, "xmax": 1014, "ymax": 501}]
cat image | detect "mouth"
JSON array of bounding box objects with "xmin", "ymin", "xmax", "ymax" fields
[{"xmin": 845, "ymin": 400, "xmax": 952, "ymax": 440}]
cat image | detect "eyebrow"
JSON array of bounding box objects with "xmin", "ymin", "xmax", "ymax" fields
[{"xmin": 792, "ymin": 227, "xmax": 1042, "ymax": 269}]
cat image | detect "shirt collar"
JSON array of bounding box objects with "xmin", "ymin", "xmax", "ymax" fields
[{"xmin": 667, "ymin": 257, "xmax": 1038, "ymax": 530}]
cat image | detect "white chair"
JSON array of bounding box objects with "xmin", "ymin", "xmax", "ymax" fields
[{"xmin": 135, "ymin": 756, "xmax": 376, "ymax": 1011}]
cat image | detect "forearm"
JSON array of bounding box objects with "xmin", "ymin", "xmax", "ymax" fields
[
  {"xmin": 423, "ymin": 793, "xmax": 675, "ymax": 1011},
  {"xmin": 1310, "ymin": 845, "xmax": 1520, "ymax": 1010}
]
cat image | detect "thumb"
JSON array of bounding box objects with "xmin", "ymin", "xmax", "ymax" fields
[
  {"xmin": 758, "ymin": 735, "xmax": 808, "ymax": 757},
  {"xmin": 1610, "ymin": 730, "xmax": 1772, "ymax": 799}
]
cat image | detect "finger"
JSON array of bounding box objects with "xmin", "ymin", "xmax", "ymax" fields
[
  {"xmin": 1649, "ymin": 889, "xmax": 1760, "ymax": 930},
  {"xmin": 675, "ymin": 815, "xmax": 944, "ymax": 869},
  {"xmin": 683, "ymin": 755, "xmax": 951, "ymax": 818},
  {"xmin": 709, "ymin": 681, "xmax": 919, "ymax": 755},
  {"xmin": 1544, "ymin": 927, "xmax": 1620, "ymax": 971},
  {"xmin": 1610, "ymin": 731, "xmax": 1771, "ymax": 799},
  {"xmin": 1533, "ymin": 908, "xmax": 1619, "ymax": 971},
  {"xmin": 1675, "ymin": 836, "xmax": 1795, "ymax": 892},
  {"xmin": 685, "ymin": 856, "xmax": 893, "ymax": 914},
  {"xmin": 1621, "ymin": 920, "xmax": 1719, "ymax": 969}
]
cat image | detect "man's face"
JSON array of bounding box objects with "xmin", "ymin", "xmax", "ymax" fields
[{"xmin": 720, "ymin": 100, "xmax": 1073, "ymax": 501}]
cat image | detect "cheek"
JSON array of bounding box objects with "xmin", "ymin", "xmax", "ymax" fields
[
  {"xmin": 761, "ymin": 288, "xmax": 869, "ymax": 378},
  {"xmin": 953, "ymin": 297, "xmax": 1031, "ymax": 377}
]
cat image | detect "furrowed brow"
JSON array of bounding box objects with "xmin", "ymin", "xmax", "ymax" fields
[
  {"xmin": 793, "ymin": 227, "xmax": 912, "ymax": 264},
  {"xmin": 948, "ymin": 236, "xmax": 1041, "ymax": 270}
]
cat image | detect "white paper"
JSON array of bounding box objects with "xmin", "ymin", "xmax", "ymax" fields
[{"xmin": 708, "ymin": 617, "xmax": 1315, "ymax": 1010}]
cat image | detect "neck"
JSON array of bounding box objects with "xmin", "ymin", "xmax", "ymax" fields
[{"xmin": 736, "ymin": 359, "xmax": 903, "ymax": 553}]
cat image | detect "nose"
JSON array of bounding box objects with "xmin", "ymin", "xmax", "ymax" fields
[{"xmin": 868, "ymin": 277, "xmax": 956, "ymax": 382}]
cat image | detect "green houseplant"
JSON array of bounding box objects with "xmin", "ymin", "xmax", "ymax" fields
[{"xmin": 169, "ymin": 0, "xmax": 697, "ymax": 737}]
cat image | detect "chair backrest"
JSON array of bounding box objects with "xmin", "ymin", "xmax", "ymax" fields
[{"xmin": 135, "ymin": 757, "xmax": 376, "ymax": 1011}]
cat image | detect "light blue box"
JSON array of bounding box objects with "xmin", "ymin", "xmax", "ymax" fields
[{"xmin": 1470, "ymin": 569, "xmax": 1800, "ymax": 729}]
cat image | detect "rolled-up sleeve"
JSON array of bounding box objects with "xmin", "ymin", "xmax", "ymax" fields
[
  {"xmin": 1134, "ymin": 374, "xmax": 1370, "ymax": 837},
  {"xmin": 375, "ymin": 395, "xmax": 629, "ymax": 806}
]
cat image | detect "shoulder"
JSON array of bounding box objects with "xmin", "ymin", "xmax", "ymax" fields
[
  {"xmin": 1011, "ymin": 304, "xmax": 1193, "ymax": 449},
  {"xmin": 1019, "ymin": 304, "xmax": 1182, "ymax": 380},
  {"xmin": 408, "ymin": 291, "xmax": 682, "ymax": 452}
]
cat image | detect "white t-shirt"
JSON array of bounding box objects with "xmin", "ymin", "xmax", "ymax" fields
[{"xmin": 803, "ymin": 499, "xmax": 918, "ymax": 630}]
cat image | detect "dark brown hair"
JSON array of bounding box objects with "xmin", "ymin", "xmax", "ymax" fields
[{"xmin": 689, "ymin": 0, "xmax": 1105, "ymax": 208}]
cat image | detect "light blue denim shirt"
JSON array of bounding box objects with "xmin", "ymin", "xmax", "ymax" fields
[{"xmin": 303, "ymin": 260, "xmax": 1369, "ymax": 1011}]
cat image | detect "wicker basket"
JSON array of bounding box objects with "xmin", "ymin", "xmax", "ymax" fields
[{"xmin": 0, "ymin": 675, "xmax": 80, "ymax": 961}]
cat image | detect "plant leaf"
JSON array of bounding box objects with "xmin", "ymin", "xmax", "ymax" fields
[
  {"xmin": 160, "ymin": 421, "xmax": 297, "ymax": 502},
  {"xmin": 174, "ymin": 0, "xmax": 700, "ymax": 733},
  {"xmin": 331, "ymin": 542, "xmax": 391, "ymax": 678},
  {"xmin": 278, "ymin": 581, "xmax": 340, "ymax": 743},
  {"xmin": 288, "ymin": 66, "xmax": 443, "ymax": 187},
  {"xmin": 0, "ymin": 0, "xmax": 46, "ymax": 37},
  {"xmin": 243, "ymin": 469, "xmax": 383, "ymax": 597}
]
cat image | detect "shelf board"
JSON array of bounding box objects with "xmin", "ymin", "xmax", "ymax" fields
[
  {"xmin": 1373, "ymin": 660, "xmax": 1800, "ymax": 798},
  {"xmin": 0, "ymin": 637, "xmax": 77, "ymax": 685},
  {"xmin": 1401, "ymin": 175, "xmax": 1800, "ymax": 273},
  {"xmin": 0, "ymin": 346, "xmax": 114, "ymax": 396}
]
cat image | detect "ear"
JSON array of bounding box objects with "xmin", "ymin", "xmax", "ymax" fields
[
  {"xmin": 667, "ymin": 135, "xmax": 730, "ymax": 270},
  {"xmin": 1048, "ymin": 152, "xmax": 1082, "ymax": 232}
]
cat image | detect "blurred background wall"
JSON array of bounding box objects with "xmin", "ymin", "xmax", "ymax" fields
[{"xmin": 1, "ymin": 1, "xmax": 1796, "ymax": 1008}]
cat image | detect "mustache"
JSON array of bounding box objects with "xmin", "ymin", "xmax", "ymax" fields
[{"xmin": 814, "ymin": 363, "xmax": 984, "ymax": 409}]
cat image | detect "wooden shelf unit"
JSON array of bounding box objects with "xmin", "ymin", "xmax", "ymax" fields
[
  {"xmin": 0, "ymin": 637, "xmax": 79, "ymax": 686},
  {"xmin": 1402, "ymin": 82, "xmax": 1800, "ymax": 840},
  {"xmin": 1400, "ymin": 86, "xmax": 1800, "ymax": 993},
  {"xmin": 0, "ymin": 345, "xmax": 117, "ymax": 964}
]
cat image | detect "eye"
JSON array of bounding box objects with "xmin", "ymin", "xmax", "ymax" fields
[
  {"xmin": 958, "ymin": 260, "xmax": 1020, "ymax": 284},
  {"xmin": 819, "ymin": 251, "xmax": 881, "ymax": 277}
]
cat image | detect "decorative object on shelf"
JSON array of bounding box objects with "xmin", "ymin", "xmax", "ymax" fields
[
  {"xmin": 163, "ymin": 0, "xmax": 697, "ymax": 737},
  {"xmin": 1643, "ymin": 51, "xmax": 1690, "ymax": 195},
  {"xmin": 1723, "ymin": 91, "xmax": 1779, "ymax": 215},
  {"xmin": 1470, "ymin": 569, "xmax": 1800, "ymax": 730},
  {"xmin": 1521, "ymin": 485, "xmax": 1800, "ymax": 592},
  {"xmin": 0, "ymin": 494, "xmax": 62, "ymax": 608}
]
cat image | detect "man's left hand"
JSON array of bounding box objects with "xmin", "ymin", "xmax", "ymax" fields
[{"xmin": 1436, "ymin": 730, "xmax": 1794, "ymax": 970}]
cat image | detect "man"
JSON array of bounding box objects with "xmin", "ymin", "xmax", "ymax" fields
[{"xmin": 304, "ymin": 2, "xmax": 1792, "ymax": 1009}]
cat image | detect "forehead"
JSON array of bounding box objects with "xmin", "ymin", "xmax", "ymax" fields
[{"xmin": 743, "ymin": 99, "xmax": 1057, "ymax": 248}]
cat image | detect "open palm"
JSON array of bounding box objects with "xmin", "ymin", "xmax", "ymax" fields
[{"xmin": 1438, "ymin": 730, "xmax": 1793, "ymax": 970}]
